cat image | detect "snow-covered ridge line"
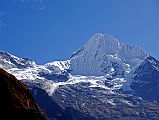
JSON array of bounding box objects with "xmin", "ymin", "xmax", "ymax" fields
[
  {"xmin": 0, "ymin": 50, "xmax": 70, "ymax": 71},
  {"xmin": 45, "ymin": 60, "xmax": 70, "ymax": 71},
  {"xmin": 0, "ymin": 33, "xmax": 153, "ymax": 95}
]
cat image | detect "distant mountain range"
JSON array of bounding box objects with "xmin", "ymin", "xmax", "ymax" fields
[{"xmin": 1, "ymin": 33, "xmax": 159, "ymax": 119}]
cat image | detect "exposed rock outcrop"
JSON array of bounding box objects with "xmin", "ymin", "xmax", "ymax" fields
[{"xmin": 0, "ymin": 68, "xmax": 47, "ymax": 120}]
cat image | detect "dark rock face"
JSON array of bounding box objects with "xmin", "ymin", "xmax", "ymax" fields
[
  {"xmin": 39, "ymin": 72, "xmax": 69, "ymax": 82},
  {"xmin": 51, "ymin": 84, "xmax": 159, "ymax": 120},
  {"xmin": 0, "ymin": 68, "xmax": 47, "ymax": 120},
  {"xmin": 30, "ymin": 87, "xmax": 63, "ymax": 119},
  {"xmin": 29, "ymin": 82, "xmax": 159, "ymax": 120},
  {"xmin": 131, "ymin": 56, "xmax": 159, "ymax": 103},
  {"xmin": 31, "ymin": 86, "xmax": 95, "ymax": 120}
]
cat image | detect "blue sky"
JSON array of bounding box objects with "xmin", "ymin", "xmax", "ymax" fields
[{"xmin": 0, "ymin": 0, "xmax": 159, "ymax": 64}]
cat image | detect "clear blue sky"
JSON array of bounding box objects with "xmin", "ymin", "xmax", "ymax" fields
[{"xmin": 0, "ymin": 0, "xmax": 159, "ymax": 64}]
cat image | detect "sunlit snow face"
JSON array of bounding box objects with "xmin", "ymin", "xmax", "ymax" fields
[{"xmin": 70, "ymin": 33, "xmax": 148, "ymax": 76}]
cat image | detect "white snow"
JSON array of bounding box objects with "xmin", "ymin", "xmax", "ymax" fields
[
  {"xmin": 70, "ymin": 33, "xmax": 148, "ymax": 76},
  {"xmin": 45, "ymin": 60, "xmax": 70, "ymax": 71},
  {"xmin": 122, "ymin": 99, "xmax": 133, "ymax": 106},
  {"xmin": 0, "ymin": 33, "xmax": 151, "ymax": 95},
  {"xmin": 107, "ymin": 99, "xmax": 116, "ymax": 106}
]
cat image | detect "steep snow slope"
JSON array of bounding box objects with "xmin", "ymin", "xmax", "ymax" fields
[{"xmin": 70, "ymin": 33, "xmax": 148, "ymax": 76}]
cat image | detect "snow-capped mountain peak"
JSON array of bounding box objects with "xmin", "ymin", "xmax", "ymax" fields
[
  {"xmin": 70, "ymin": 33, "xmax": 148, "ymax": 76},
  {"xmin": 0, "ymin": 51, "xmax": 36, "ymax": 69},
  {"xmin": 71, "ymin": 33, "xmax": 121, "ymax": 59}
]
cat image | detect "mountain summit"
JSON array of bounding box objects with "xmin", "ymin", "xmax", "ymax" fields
[{"xmin": 70, "ymin": 33, "xmax": 148, "ymax": 76}]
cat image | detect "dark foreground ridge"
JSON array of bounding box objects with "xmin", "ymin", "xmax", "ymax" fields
[{"xmin": 0, "ymin": 68, "xmax": 47, "ymax": 120}]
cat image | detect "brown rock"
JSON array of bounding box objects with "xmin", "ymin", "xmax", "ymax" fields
[{"xmin": 0, "ymin": 68, "xmax": 47, "ymax": 120}]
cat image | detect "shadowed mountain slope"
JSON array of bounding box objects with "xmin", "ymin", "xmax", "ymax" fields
[{"xmin": 0, "ymin": 68, "xmax": 47, "ymax": 120}]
